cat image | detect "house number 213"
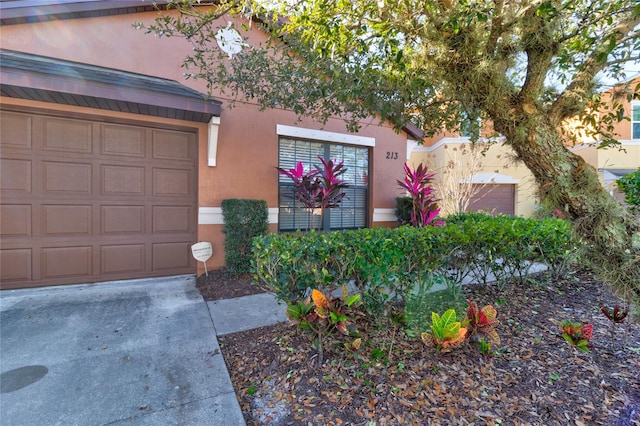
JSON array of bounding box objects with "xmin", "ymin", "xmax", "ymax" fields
[{"xmin": 386, "ymin": 152, "xmax": 398, "ymax": 160}]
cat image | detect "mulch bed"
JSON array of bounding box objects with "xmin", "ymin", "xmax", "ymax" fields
[
  {"xmin": 198, "ymin": 269, "xmax": 640, "ymax": 425},
  {"xmin": 196, "ymin": 268, "xmax": 266, "ymax": 301}
]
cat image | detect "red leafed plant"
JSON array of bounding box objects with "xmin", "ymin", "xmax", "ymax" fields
[
  {"xmin": 559, "ymin": 320, "xmax": 593, "ymax": 353},
  {"xmin": 465, "ymin": 299, "xmax": 500, "ymax": 345},
  {"xmin": 600, "ymin": 304, "xmax": 630, "ymax": 345},
  {"xmin": 397, "ymin": 162, "xmax": 443, "ymax": 227},
  {"xmin": 278, "ymin": 156, "xmax": 349, "ymax": 230}
]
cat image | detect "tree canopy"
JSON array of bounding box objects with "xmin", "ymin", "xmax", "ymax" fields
[
  {"xmin": 145, "ymin": 0, "xmax": 640, "ymax": 301},
  {"xmin": 147, "ymin": 0, "xmax": 639, "ymax": 141}
]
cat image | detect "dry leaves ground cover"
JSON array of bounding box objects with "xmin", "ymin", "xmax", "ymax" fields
[{"xmin": 198, "ymin": 268, "xmax": 640, "ymax": 426}]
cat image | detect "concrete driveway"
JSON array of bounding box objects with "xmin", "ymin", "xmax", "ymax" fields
[{"xmin": 0, "ymin": 276, "xmax": 245, "ymax": 425}]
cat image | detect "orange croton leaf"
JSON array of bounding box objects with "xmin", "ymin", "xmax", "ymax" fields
[
  {"xmin": 311, "ymin": 289, "xmax": 329, "ymax": 310},
  {"xmin": 441, "ymin": 327, "xmax": 468, "ymax": 348}
]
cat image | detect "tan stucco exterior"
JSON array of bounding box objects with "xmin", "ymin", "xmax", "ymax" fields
[
  {"xmin": 0, "ymin": 9, "xmax": 409, "ymax": 277},
  {"xmin": 570, "ymin": 76, "xmax": 640, "ymax": 195},
  {"xmin": 408, "ymin": 77, "xmax": 640, "ymax": 217},
  {"xmin": 409, "ymin": 137, "xmax": 538, "ymax": 217}
]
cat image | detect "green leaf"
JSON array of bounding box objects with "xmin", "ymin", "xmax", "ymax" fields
[
  {"xmin": 562, "ymin": 333, "xmax": 574, "ymax": 345},
  {"xmin": 443, "ymin": 322, "xmax": 460, "ymax": 339},
  {"xmin": 431, "ymin": 311, "xmax": 443, "ymax": 329},
  {"xmin": 440, "ymin": 308, "xmax": 458, "ymax": 327},
  {"xmin": 576, "ymin": 340, "xmax": 590, "ymax": 353},
  {"xmin": 286, "ymin": 304, "xmax": 302, "ymax": 319},
  {"xmin": 536, "ymin": 2, "xmax": 557, "ymax": 17},
  {"xmin": 345, "ymin": 294, "xmax": 361, "ymax": 307}
]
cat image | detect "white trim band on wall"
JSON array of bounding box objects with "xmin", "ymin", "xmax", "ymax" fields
[
  {"xmin": 200, "ymin": 207, "xmax": 397, "ymax": 225},
  {"xmin": 277, "ymin": 124, "xmax": 376, "ymax": 147},
  {"xmin": 466, "ymin": 172, "xmax": 519, "ymax": 184},
  {"xmin": 199, "ymin": 207, "xmax": 279, "ymax": 225},
  {"xmin": 373, "ymin": 208, "xmax": 397, "ymax": 223},
  {"xmin": 409, "ymin": 136, "xmax": 507, "ymax": 153}
]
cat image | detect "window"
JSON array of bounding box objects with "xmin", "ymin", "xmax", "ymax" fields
[
  {"xmin": 278, "ymin": 137, "xmax": 369, "ymax": 232},
  {"xmin": 633, "ymin": 104, "xmax": 640, "ymax": 139}
]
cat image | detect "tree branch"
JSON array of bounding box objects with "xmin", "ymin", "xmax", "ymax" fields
[{"xmin": 549, "ymin": 13, "xmax": 640, "ymax": 124}]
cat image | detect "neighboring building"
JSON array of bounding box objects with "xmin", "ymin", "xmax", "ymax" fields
[
  {"xmin": 570, "ymin": 75, "xmax": 640, "ymax": 203},
  {"xmin": 0, "ymin": 1, "xmax": 414, "ymax": 289},
  {"xmin": 409, "ymin": 76, "xmax": 640, "ymax": 218},
  {"xmin": 409, "ymin": 130, "xmax": 538, "ymax": 217}
]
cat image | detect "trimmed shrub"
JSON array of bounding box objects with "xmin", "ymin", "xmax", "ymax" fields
[
  {"xmin": 252, "ymin": 214, "xmax": 578, "ymax": 312},
  {"xmin": 221, "ymin": 199, "xmax": 269, "ymax": 274},
  {"xmin": 617, "ymin": 168, "xmax": 640, "ymax": 214}
]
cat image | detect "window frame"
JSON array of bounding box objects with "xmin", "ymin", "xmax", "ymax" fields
[
  {"xmin": 277, "ymin": 136, "xmax": 370, "ymax": 233},
  {"xmin": 632, "ymin": 102, "xmax": 640, "ymax": 140}
]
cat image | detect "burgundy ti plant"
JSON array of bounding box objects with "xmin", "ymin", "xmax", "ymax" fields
[
  {"xmin": 315, "ymin": 157, "xmax": 348, "ymax": 209},
  {"xmin": 397, "ymin": 163, "xmax": 442, "ymax": 227},
  {"xmin": 278, "ymin": 156, "xmax": 349, "ymax": 230}
]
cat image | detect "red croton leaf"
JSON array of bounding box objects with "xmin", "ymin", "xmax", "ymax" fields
[
  {"xmin": 335, "ymin": 322, "xmax": 348, "ymax": 335},
  {"xmin": 581, "ymin": 323, "xmax": 593, "ymax": 341}
]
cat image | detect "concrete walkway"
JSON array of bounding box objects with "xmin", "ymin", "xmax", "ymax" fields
[
  {"xmin": 0, "ymin": 276, "xmax": 249, "ymax": 426},
  {"xmin": 207, "ymin": 293, "xmax": 288, "ymax": 336}
]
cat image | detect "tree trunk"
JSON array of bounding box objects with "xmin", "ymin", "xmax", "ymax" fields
[{"xmin": 492, "ymin": 113, "xmax": 640, "ymax": 300}]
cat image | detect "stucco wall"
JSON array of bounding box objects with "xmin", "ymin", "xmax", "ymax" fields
[
  {"xmin": 0, "ymin": 9, "xmax": 409, "ymax": 273},
  {"xmin": 594, "ymin": 144, "xmax": 640, "ymax": 169},
  {"xmin": 603, "ymin": 77, "xmax": 639, "ymax": 140},
  {"xmin": 409, "ymin": 139, "xmax": 538, "ymax": 217}
]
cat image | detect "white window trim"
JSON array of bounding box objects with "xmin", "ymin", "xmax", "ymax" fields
[{"xmin": 277, "ymin": 124, "xmax": 375, "ymax": 147}]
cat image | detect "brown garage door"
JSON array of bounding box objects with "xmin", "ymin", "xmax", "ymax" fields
[
  {"xmin": 467, "ymin": 184, "xmax": 515, "ymax": 215},
  {"xmin": 0, "ymin": 110, "xmax": 197, "ymax": 289}
]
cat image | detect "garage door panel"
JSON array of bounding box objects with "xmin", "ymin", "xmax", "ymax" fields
[
  {"xmin": 41, "ymin": 246, "xmax": 92, "ymax": 279},
  {"xmin": 468, "ymin": 184, "xmax": 515, "ymax": 216},
  {"xmin": 153, "ymin": 242, "xmax": 193, "ymax": 270},
  {"xmin": 101, "ymin": 165, "xmax": 145, "ymax": 195},
  {"xmin": 101, "ymin": 244, "xmax": 145, "ymax": 274},
  {"xmin": 0, "ymin": 112, "xmax": 32, "ymax": 148},
  {"xmin": 102, "ymin": 205, "xmax": 145, "ymax": 234},
  {"xmin": 43, "ymin": 117, "xmax": 92, "ymax": 153},
  {"xmin": 101, "ymin": 125, "xmax": 146, "ymax": 158},
  {"xmin": 0, "ymin": 249, "xmax": 32, "ymax": 281},
  {"xmin": 153, "ymin": 206, "xmax": 191, "ymax": 233},
  {"xmin": 153, "ymin": 130, "xmax": 193, "ymax": 161},
  {"xmin": 1, "ymin": 158, "xmax": 31, "ymax": 192},
  {"xmin": 1, "ymin": 205, "xmax": 31, "ymax": 237},
  {"xmin": 1, "ymin": 110, "xmax": 197, "ymax": 288},
  {"xmin": 153, "ymin": 168, "xmax": 191, "ymax": 196},
  {"xmin": 42, "ymin": 205, "xmax": 92, "ymax": 235},
  {"xmin": 43, "ymin": 161, "xmax": 92, "ymax": 193}
]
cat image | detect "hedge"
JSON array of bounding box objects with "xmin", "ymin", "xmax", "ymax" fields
[
  {"xmin": 252, "ymin": 213, "xmax": 578, "ymax": 312},
  {"xmin": 221, "ymin": 199, "xmax": 269, "ymax": 274}
]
